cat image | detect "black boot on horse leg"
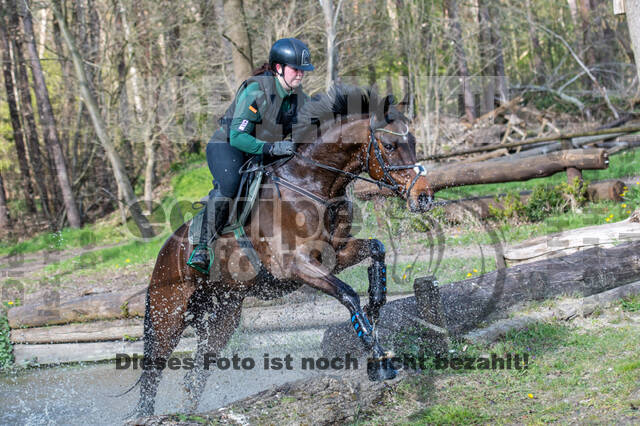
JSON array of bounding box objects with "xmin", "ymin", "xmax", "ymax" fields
[
  {"xmin": 328, "ymin": 277, "xmax": 397, "ymax": 382},
  {"xmin": 188, "ymin": 188, "xmax": 230, "ymax": 274},
  {"xmin": 365, "ymin": 239, "xmax": 387, "ymax": 324}
]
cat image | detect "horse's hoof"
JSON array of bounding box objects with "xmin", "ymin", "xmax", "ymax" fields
[{"xmin": 367, "ymin": 357, "xmax": 397, "ymax": 381}]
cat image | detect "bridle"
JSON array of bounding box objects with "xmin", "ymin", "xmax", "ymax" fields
[
  {"xmin": 258, "ymin": 118, "xmax": 428, "ymax": 205},
  {"xmin": 363, "ymin": 117, "xmax": 427, "ymax": 199}
]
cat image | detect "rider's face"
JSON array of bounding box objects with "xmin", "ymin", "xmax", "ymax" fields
[{"xmin": 279, "ymin": 64, "xmax": 305, "ymax": 89}]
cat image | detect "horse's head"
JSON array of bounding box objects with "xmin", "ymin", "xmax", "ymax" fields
[{"xmin": 363, "ymin": 96, "xmax": 434, "ymax": 212}]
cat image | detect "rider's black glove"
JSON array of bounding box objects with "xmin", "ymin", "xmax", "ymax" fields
[{"xmin": 263, "ymin": 140, "xmax": 295, "ymax": 156}]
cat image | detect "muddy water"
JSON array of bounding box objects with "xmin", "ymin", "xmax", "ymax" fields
[{"xmin": 0, "ymin": 329, "xmax": 326, "ymax": 425}]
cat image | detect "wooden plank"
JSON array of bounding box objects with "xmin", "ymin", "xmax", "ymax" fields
[
  {"xmin": 10, "ymin": 318, "xmax": 143, "ymax": 344},
  {"xmin": 12, "ymin": 329, "xmax": 326, "ymax": 366},
  {"xmin": 10, "ymin": 295, "xmax": 410, "ymax": 344}
]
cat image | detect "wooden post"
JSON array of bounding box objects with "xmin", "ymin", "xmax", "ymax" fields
[
  {"xmin": 566, "ymin": 167, "xmax": 583, "ymax": 186},
  {"xmin": 413, "ymin": 276, "xmax": 446, "ymax": 328}
]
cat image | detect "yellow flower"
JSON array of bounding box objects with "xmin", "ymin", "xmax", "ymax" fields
[
  {"xmin": 605, "ymin": 218, "xmax": 610, "ymax": 222},
  {"xmin": 628, "ymin": 210, "xmax": 632, "ymax": 214},
  {"xmin": 623, "ymin": 186, "xmax": 628, "ymax": 190},
  {"xmin": 467, "ymin": 272, "xmax": 473, "ymax": 277},
  {"xmin": 528, "ymin": 393, "xmax": 534, "ymax": 399},
  {"xmin": 622, "ymin": 204, "xmax": 627, "ymax": 208},
  {"xmin": 125, "ymin": 258, "xmax": 131, "ymax": 263},
  {"xmin": 403, "ymin": 274, "xmax": 407, "ymax": 280},
  {"xmin": 115, "ymin": 264, "xmax": 120, "ymax": 268},
  {"xmin": 8, "ymin": 301, "xmax": 13, "ymax": 305},
  {"xmin": 473, "ymin": 269, "xmax": 478, "ymax": 273}
]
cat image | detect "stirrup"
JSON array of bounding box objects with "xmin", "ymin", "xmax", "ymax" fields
[{"xmin": 187, "ymin": 244, "xmax": 213, "ymax": 274}]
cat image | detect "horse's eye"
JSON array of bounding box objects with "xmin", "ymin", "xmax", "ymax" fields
[{"xmin": 383, "ymin": 143, "xmax": 395, "ymax": 151}]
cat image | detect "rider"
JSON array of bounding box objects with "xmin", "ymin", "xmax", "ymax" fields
[{"xmin": 188, "ymin": 38, "xmax": 315, "ymax": 273}]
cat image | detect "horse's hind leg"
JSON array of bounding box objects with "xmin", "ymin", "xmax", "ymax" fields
[
  {"xmin": 136, "ymin": 283, "xmax": 192, "ymax": 417},
  {"xmin": 183, "ymin": 293, "xmax": 243, "ymax": 412}
]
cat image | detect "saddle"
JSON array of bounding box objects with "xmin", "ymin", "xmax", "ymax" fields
[{"xmin": 187, "ymin": 158, "xmax": 264, "ymax": 275}]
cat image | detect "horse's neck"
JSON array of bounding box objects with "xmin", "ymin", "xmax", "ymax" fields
[{"xmin": 291, "ymin": 118, "xmax": 367, "ymax": 199}]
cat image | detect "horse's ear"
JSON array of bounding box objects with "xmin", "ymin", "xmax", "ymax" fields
[
  {"xmin": 396, "ymin": 93, "xmax": 410, "ymax": 114},
  {"xmin": 396, "ymin": 93, "xmax": 413, "ymax": 120}
]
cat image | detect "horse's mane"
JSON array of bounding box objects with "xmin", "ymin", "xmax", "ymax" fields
[
  {"xmin": 297, "ymin": 84, "xmax": 406, "ymax": 131},
  {"xmin": 295, "ymin": 84, "xmax": 415, "ymax": 155}
]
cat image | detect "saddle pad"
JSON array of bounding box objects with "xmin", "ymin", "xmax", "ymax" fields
[{"xmin": 188, "ymin": 170, "xmax": 263, "ymax": 246}]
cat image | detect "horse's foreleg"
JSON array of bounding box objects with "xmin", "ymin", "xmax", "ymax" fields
[
  {"xmin": 183, "ymin": 295, "xmax": 243, "ymax": 412},
  {"xmin": 295, "ymin": 258, "xmax": 396, "ymax": 381},
  {"xmin": 333, "ymin": 238, "xmax": 387, "ymax": 323}
]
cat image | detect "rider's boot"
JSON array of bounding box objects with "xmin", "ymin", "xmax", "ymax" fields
[{"xmin": 187, "ymin": 188, "xmax": 229, "ymax": 274}]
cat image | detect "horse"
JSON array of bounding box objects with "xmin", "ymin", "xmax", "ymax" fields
[{"xmin": 133, "ymin": 85, "xmax": 435, "ymax": 416}]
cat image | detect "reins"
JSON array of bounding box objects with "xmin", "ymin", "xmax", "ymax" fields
[{"xmin": 239, "ymin": 119, "xmax": 427, "ymax": 206}]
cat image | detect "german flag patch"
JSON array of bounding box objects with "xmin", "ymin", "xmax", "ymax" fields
[{"xmin": 248, "ymin": 104, "xmax": 258, "ymax": 114}]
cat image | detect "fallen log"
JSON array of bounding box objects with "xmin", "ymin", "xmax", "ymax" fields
[
  {"xmin": 427, "ymin": 149, "xmax": 608, "ymax": 192},
  {"xmin": 355, "ymin": 149, "xmax": 609, "ymax": 199},
  {"xmin": 463, "ymin": 279, "xmax": 640, "ymax": 345},
  {"xmin": 7, "ymin": 287, "xmax": 146, "ymax": 328},
  {"xmin": 504, "ymin": 218, "xmax": 640, "ymax": 266},
  {"xmin": 322, "ymin": 240, "xmax": 640, "ymax": 357}
]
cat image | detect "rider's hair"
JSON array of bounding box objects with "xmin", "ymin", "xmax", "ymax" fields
[{"xmin": 252, "ymin": 62, "xmax": 275, "ymax": 76}]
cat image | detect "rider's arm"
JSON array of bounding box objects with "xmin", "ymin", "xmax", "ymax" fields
[{"xmin": 228, "ymin": 82, "xmax": 272, "ymax": 155}]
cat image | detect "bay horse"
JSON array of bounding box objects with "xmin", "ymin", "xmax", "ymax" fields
[{"xmin": 133, "ymin": 85, "xmax": 434, "ymax": 416}]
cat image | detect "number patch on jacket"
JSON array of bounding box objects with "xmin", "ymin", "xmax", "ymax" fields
[{"xmin": 238, "ymin": 119, "xmax": 249, "ymax": 131}]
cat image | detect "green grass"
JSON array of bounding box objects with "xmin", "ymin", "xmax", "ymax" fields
[
  {"xmin": 360, "ymin": 319, "xmax": 640, "ymax": 424},
  {"xmin": 338, "ymin": 256, "xmax": 497, "ymax": 294},
  {"xmin": 41, "ymin": 233, "xmax": 169, "ymax": 277},
  {"xmin": 0, "ymin": 313, "xmax": 12, "ymax": 369},
  {"xmin": 0, "ymin": 223, "xmax": 128, "ymax": 257}
]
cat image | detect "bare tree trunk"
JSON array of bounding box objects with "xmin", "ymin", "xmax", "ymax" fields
[
  {"xmin": 0, "ymin": 13, "xmax": 36, "ymax": 214},
  {"xmin": 525, "ymin": 0, "xmax": 545, "ymax": 84},
  {"xmin": 19, "ymin": 0, "xmax": 82, "ymax": 228},
  {"xmin": 5, "ymin": 1, "xmax": 53, "ymax": 222},
  {"xmin": 627, "ymin": 0, "xmax": 640, "ymax": 85},
  {"xmin": 478, "ymin": 0, "xmax": 495, "ymax": 113},
  {"xmin": 320, "ymin": 0, "xmax": 341, "ymax": 91},
  {"xmin": 487, "ymin": 0, "xmax": 507, "ymax": 104},
  {"xmin": 223, "ymin": 0, "xmax": 253, "ymax": 83},
  {"xmin": 116, "ymin": 0, "xmax": 143, "ymax": 120},
  {"xmin": 446, "ymin": 0, "xmax": 475, "ymax": 122},
  {"xmin": 37, "ymin": 7, "xmax": 46, "ymax": 58},
  {"xmin": 0, "ymin": 172, "xmax": 10, "ymax": 229},
  {"xmin": 51, "ymin": 0, "xmax": 154, "ymax": 239},
  {"xmin": 577, "ymin": 0, "xmax": 595, "ymax": 89}
]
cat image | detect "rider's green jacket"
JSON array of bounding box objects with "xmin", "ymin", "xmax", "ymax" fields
[{"xmin": 217, "ymin": 72, "xmax": 309, "ymax": 155}]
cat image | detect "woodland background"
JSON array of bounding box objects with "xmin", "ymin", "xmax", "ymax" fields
[{"xmin": 0, "ymin": 0, "xmax": 639, "ymax": 237}]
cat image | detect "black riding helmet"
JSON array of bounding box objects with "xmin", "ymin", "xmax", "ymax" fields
[{"xmin": 269, "ymin": 38, "xmax": 315, "ymax": 72}]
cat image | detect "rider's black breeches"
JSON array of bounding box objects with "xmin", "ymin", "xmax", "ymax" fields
[{"xmin": 206, "ymin": 135, "xmax": 245, "ymax": 198}]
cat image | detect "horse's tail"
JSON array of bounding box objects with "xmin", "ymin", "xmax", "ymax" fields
[{"xmin": 111, "ymin": 287, "xmax": 153, "ymax": 398}]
